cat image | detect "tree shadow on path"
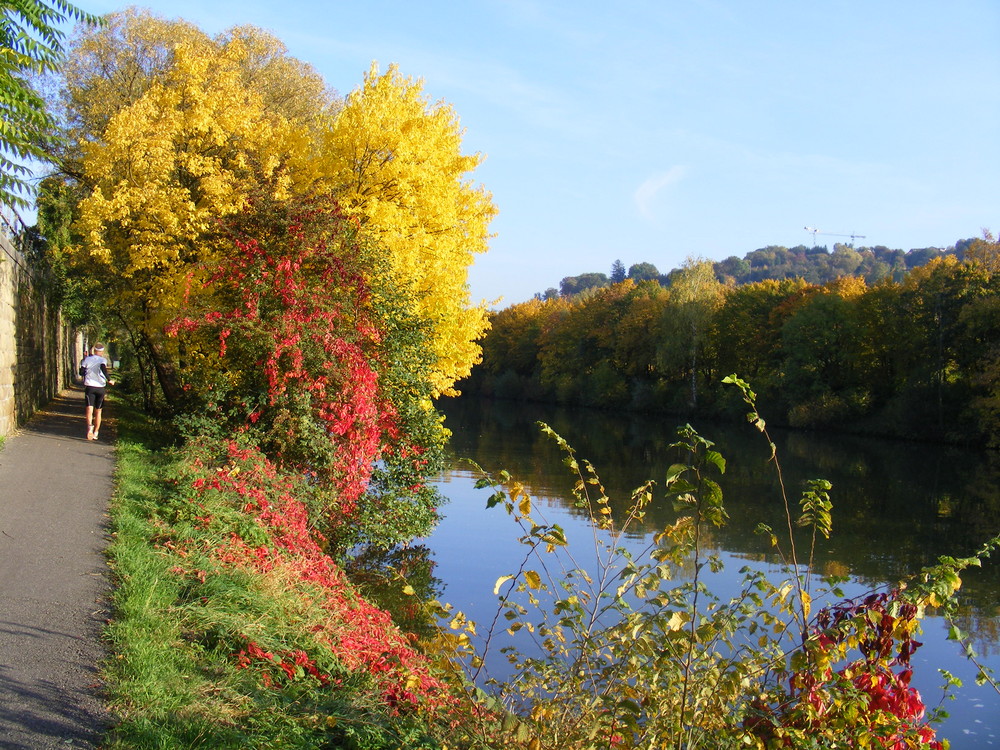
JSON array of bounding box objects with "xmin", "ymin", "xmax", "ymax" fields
[{"xmin": 0, "ymin": 387, "xmax": 115, "ymax": 749}]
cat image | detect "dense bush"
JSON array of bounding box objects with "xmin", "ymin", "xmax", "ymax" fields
[{"xmin": 166, "ymin": 195, "xmax": 446, "ymax": 549}]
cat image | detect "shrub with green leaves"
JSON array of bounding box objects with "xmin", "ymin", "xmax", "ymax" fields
[{"xmin": 417, "ymin": 376, "xmax": 999, "ymax": 748}]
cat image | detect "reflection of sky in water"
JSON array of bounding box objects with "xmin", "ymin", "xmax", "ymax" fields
[{"xmin": 425, "ymin": 464, "xmax": 999, "ymax": 749}]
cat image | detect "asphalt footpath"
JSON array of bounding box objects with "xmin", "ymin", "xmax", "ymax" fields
[{"xmin": 0, "ymin": 387, "xmax": 114, "ymax": 749}]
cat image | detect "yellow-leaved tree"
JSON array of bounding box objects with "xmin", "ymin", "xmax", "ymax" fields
[
  {"xmin": 320, "ymin": 63, "xmax": 497, "ymax": 396},
  {"xmin": 59, "ymin": 11, "xmax": 330, "ymax": 401},
  {"xmin": 58, "ymin": 9, "xmax": 334, "ymax": 177},
  {"xmin": 77, "ymin": 40, "xmax": 310, "ymax": 276},
  {"xmin": 55, "ymin": 12, "xmax": 494, "ymax": 404}
]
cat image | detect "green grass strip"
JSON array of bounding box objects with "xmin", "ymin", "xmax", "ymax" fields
[
  {"xmin": 103, "ymin": 404, "xmax": 246, "ymax": 748},
  {"xmin": 101, "ymin": 402, "xmax": 445, "ymax": 749}
]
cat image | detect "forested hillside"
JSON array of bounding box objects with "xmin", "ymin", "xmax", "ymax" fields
[
  {"xmin": 543, "ymin": 239, "xmax": 977, "ymax": 299},
  {"xmin": 465, "ymin": 236, "xmax": 1000, "ymax": 447}
]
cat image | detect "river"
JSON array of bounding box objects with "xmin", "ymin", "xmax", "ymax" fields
[{"xmin": 418, "ymin": 396, "xmax": 1000, "ymax": 748}]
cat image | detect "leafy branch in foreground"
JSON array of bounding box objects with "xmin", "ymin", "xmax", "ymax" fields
[
  {"xmin": 414, "ymin": 377, "xmax": 999, "ymax": 749},
  {"xmin": 909, "ymin": 536, "xmax": 1000, "ymax": 696}
]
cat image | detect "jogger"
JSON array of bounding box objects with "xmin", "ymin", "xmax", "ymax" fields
[{"xmin": 80, "ymin": 343, "xmax": 114, "ymax": 440}]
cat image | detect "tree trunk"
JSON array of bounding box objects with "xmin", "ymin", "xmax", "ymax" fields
[
  {"xmin": 141, "ymin": 329, "xmax": 183, "ymax": 407},
  {"xmin": 117, "ymin": 315, "xmax": 156, "ymax": 411},
  {"xmin": 689, "ymin": 321, "xmax": 698, "ymax": 409}
]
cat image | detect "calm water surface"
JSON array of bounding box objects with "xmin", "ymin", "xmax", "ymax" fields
[{"xmin": 422, "ymin": 397, "xmax": 1000, "ymax": 748}]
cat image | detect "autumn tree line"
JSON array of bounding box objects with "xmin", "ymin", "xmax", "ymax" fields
[{"xmin": 464, "ymin": 240, "xmax": 1000, "ymax": 447}]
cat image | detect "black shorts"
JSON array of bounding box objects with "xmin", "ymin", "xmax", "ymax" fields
[{"xmin": 84, "ymin": 386, "xmax": 106, "ymax": 409}]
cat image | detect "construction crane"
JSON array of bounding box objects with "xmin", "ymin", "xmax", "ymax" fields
[{"xmin": 804, "ymin": 226, "xmax": 866, "ymax": 247}]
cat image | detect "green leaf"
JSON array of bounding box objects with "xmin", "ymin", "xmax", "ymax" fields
[
  {"xmin": 704, "ymin": 449, "xmax": 726, "ymax": 474},
  {"xmin": 665, "ymin": 463, "xmax": 688, "ymax": 482}
]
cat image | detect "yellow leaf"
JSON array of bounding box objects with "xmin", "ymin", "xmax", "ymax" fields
[
  {"xmin": 667, "ymin": 611, "xmax": 689, "ymax": 631},
  {"xmin": 519, "ymin": 493, "xmax": 532, "ymax": 517},
  {"xmin": 524, "ymin": 570, "xmax": 542, "ymax": 590}
]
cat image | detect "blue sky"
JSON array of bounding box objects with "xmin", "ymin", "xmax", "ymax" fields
[{"xmin": 73, "ymin": 0, "xmax": 999, "ymax": 306}]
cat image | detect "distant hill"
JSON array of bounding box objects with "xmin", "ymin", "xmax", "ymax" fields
[{"xmin": 539, "ymin": 239, "xmax": 978, "ymax": 299}]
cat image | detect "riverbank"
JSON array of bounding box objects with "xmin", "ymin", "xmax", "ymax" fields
[
  {"xmin": 101, "ymin": 400, "xmax": 448, "ymax": 748},
  {"xmin": 5, "ymin": 389, "xmax": 987, "ymax": 748}
]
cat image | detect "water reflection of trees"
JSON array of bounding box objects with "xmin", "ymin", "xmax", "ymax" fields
[
  {"xmin": 344, "ymin": 544, "xmax": 444, "ymax": 639},
  {"xmin": 439, "ymin": 397, "xmax": 1000, "ymax": 619},
  {"xmin": 953, "ymin": 608, "xmax": 1000, "ymax": 659}
]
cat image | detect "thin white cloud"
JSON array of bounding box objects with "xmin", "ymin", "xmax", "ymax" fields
[
  {"xmin": 635, "ymin": 166, "xmax": 686, "ymax": 220},
  {"xmin": 287, "ymin": 31, "xmax": 580, "ymax": 137},
  {"xmin": 490, "ymin": 0, "xmax": 602, "ymax": 46}
]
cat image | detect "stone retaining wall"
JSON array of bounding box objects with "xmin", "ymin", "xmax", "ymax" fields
[{"xmin": 0, "ymin": 208, "xmax": 81, "ymax": 438}]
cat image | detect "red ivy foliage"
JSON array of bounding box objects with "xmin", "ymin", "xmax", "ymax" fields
[
  {"xmin": 235, "ymin": 639, "xmax": 331, "ymax": 689},
  {"xmin": 186, "ymin": 437, "xmax": 449, "ymax": 713},
  {"xmin": 166, "ymin": 197, "xmax": 413, "ymax": 520},
  {"xmin": 747, "ymin": 591, "xmax": 943, "ymax": 748}
]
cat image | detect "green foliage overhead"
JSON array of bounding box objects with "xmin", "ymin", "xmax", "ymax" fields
[{"xmin": 0, "ymin": 0, "xmax": 100, "ymax": 208}]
